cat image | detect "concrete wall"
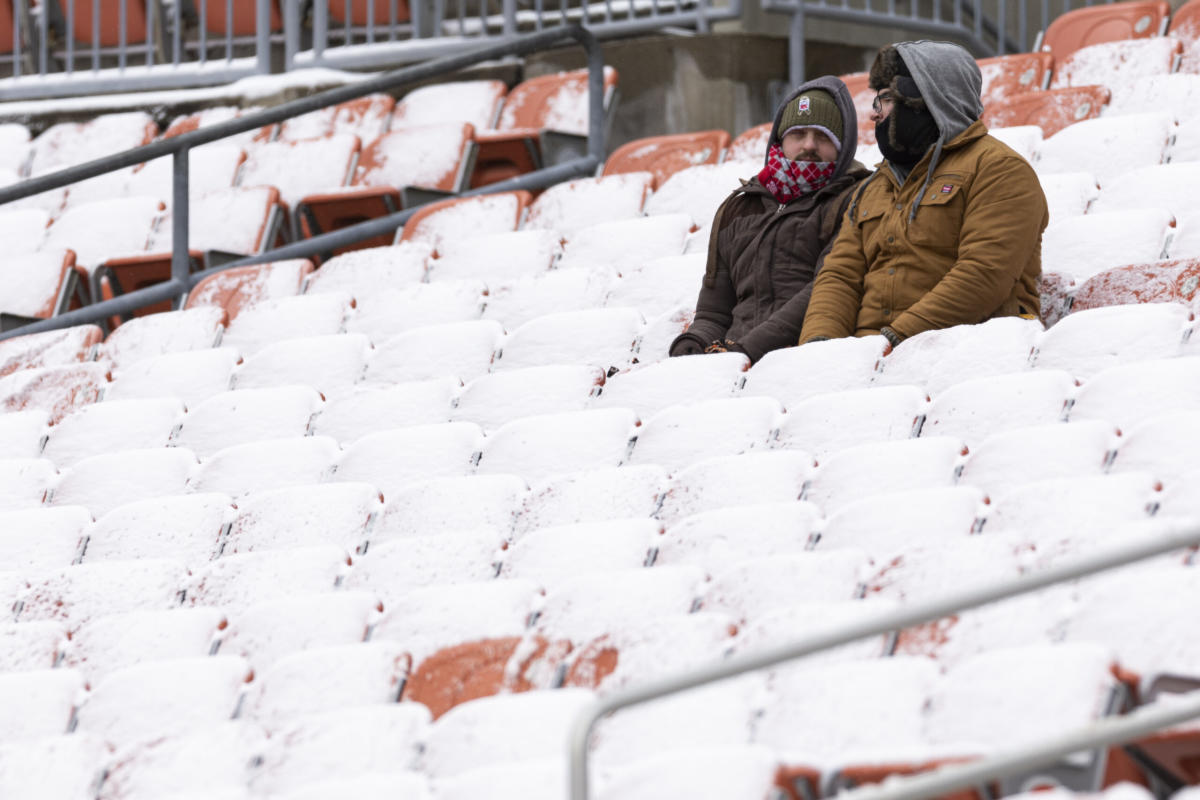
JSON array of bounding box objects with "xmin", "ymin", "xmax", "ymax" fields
[{"xmin": 527, "ymin": 33, "xmax": 872, "ymax": 153}]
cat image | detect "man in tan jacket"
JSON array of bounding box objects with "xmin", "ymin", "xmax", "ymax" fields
[{"xmin": 798, "ymin": 40, "xmax": 1048, "ymax": 350}]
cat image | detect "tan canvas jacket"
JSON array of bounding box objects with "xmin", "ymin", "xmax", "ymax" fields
[{"xmin": 799, "ymin": 120, "xmax": 1048, "ymax": 344}]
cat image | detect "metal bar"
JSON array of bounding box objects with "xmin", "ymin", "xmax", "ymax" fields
[
  {"xmin": 146, "ymin": 0, "xmax": 154, "ymax": 66},
  {"xmin": 567, "ymin": 523, "xmax": 1200, "ymax": 799},
  {"xmin": 226, "ymin": 0, "xmax": 234, "ymax": 60},
  {"xmin": 199, "ymin": 0, "xmax": 207, "ymax": 64},
  {"xmin": 39, "ymin": 0, "xmax": 48, "ymax": 75},
  {"xmin": 998, "ymin": 0, "xmax": 1006, "ymax": 53},
  {"xmin": 285, "ymin": 0, "xmax": 300, "ymax": 62},
  {"xmin": 478, "ymin": 0, "xmax": 486, "ymax": 37},
  {"xmin": 536, "ymin": 0, "xmax": 544, "ymax": 31},
  {"xmin": 171, "ymin": 148, "xmax": 190, "ymax": 284},
  {"xmin": 345, "ymin": 0, "xmax": 352, "ymax": 40},
  {"xmin": 173, "ymin": 0, "xmax": 181, "ymax": 65},
  {"xmin": 368, "ymin": 0, "xmax": 377, "ymax": 41},
  {"xmin": 788, "ymin": 3, "xmax": 804, "ymax": 87},
  {"xmin": 12, "ymin": 0, "xmax": 19, "ymax": 78},
  {"xmin": 1018, "ymin": 0, "xmax": 1026, "ymax": 53},
  {"xmin": 845, "ymin": 693, "xmax": 1200, "ymax": 800},
  {"xmin": 390, "ymin": 0, "xmax": 398, "ymax": 40},
  {"xmin": 257, "ymin": 0, "xmax": 272, "ymax": 72},
  {"xmin": 786, "ymin": 4, "xmax": 994, "ymax": 55},
  {"xmin": 67, "ymin": 0, "xmax": 75, "ymax": 74},
  {"xmin": 118, "ymin": 0, "xmax": 126, "ymax": 70},
  {"xmin": 91, "ymin": 0, "xmax": 99, "ymax": 71},
  {"xmin": 504, "ymin": 0, "xmax": 517, "ymax": 35},
  {"xmin": 314, "ymin": 0, "xmax": 327, "ymax": 60},
  {"xmin": 604, "ymin": 0, "xmax": 613, "ymax": 25}
]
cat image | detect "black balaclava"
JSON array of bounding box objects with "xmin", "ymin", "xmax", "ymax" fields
[{"xmin": 875, "ymin": 59, "xmax": 940, "ymax": 168}]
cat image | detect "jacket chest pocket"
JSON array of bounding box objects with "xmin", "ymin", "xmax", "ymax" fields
[{"xmin": 906, "ymin": 175, "xmax": 968, "ymax": 251}]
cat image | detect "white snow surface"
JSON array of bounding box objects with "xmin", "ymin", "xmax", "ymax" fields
[
  {"xmin": 1105, "ymin": 73, "xmax": 1200, "ymax": 121},
  {"xmin": 558, "ymin": 213, "xmax": 691, "ymax": 274},
  {"xmin": 593, "ymin": 349, "xmax": 746, "ymax": 418},
  {"xmin": 1040, "ymin": 208, "xmax": 1174, "ymax": 283},
  {"xmin": 0, "ymin": 207, "xmax": 50, "ymax": 255},
  {"xmin": 363, "ymin": 319, "xmax": 500, "ymax": 384},
  {"xmin": 347, "ymin": 281, "xmax": 484, "ymax": 342},
  {"xmin": 921, "ymin": 369, "xmax": 1073, "ymax": 446},
  {"xmin": 63, "ymin": 607, "xmax": 225, "ymax": 683},
  {"xmin": 604, "ymin": 252, "xmax": 706, "ymax": 317},
  {"xmin": 100, "ymin": 306, "xmax": 226, "ymax": 368},
  {"xmin": 173, "ymin": 385, "xmax": 323, "ymax": 458},
  {"xmin": 105, "ymin": 346, "xmax": 240, "ymax": 407},
  {"xmin": 430, "ymin": 229, "xmax": 561, "ymax": 283},
  {"xmin": 0, "ymin": 408, "xmax": 50, "ymax": 458},
  {"xmin": 478, "ymin": 407, "xmax": 637, "ymax": 480},
  {"xmin": 776, "ymin": 383, "xmax": 926, "ymax": 458},
  {"xmin": 740, "ymin": 335, "xmax": 886, "ymax": 405},
  {"xmin": 657, "ymin": 450, "xmax": 814, "ymax": 525},
  {"xmin": 656, "ymin": 501, "xmax": 817, "ymax": 571},
  {"xmin": 0, "ymin": 668, "xmax": 84, "ymax": 741},
  {"xmin": 453, "ymin": 364, "xmax": 603, "ymax": 430},
  {"xmin": 85, "ymin": 492, "xmax": 233, "ymax": 565},
  {"xmin": 51, "ymin": 447, "xmax": 198, "ymax": 517},
  {"xmin": 43, "ymin": 397, "xmax": 183, "ymax": 468},
  {"xmin": 0, "ymin": 250, "xmax": 73, "ymax": 320},
  {"xmin": 1034, "ymin": 112, "xmax": 1172, "ymax": 188},
  {"xmin": 405, "ymin": 193, "xmax": 526, "ymax": 255},
  {"xmin": 523, "ymin": 172, "xmax": 652, "ymax": 239},
  {"xmin": 1090, "ymin": 161, "xmax": 1200, "ymax": 217},
  {"xmin": 627, "ymin": 395, "xmax": 781, "ymax": 471},
  {"xmin": 642, "ymin": 160, "xmax": 757, "ymax": 227},
  {"xmin": 310, "ymin": 378, "xmax": 458, "ymax": 443},
  {"xmin": 495, "ymin": 306, "xmax": 643, "ymax": 372},
  {"xmin": 0, "ymin": 506, "xmax": 87, "ymax": 573},
  {"xmin": 232, "ymin": 332, "xmax": 372, "ymax": 396},
  {"xmin": 1050, "ymin": 37, "xmax": 1181, "ymax": 90},
  {"xmin": 306, "ymin": 241, "xmax": 430, "ymax": 294},
  {"xmin": 43, "ymin": 195, "xmax": 163, "ymax": 271},
  {"xmin": 355, "ymin": 122, "xmax": 473, "ymax": 190},
  {"xmin": 223, "ymin": 482, "xmax": 382, "ymax": 555},
  {"xmin": 395, "ymin": 79, "xmax": 505, "ymax": 129},
  {"xmin": 988, "ymin": 125, "xmax": 1042, "ymax": 161},
  {"xmin": 240, "ymin": 134, "xmax": 359, "ymax": 209},
  {"xmin": 1071, "ymin": 356, "xmax": 1200, "ymax": 431},
  {"xmin": 1038, "ymin": 171, "xmax": 1098, "ymax": 223}
]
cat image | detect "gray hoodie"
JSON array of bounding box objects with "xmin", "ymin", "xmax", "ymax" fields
[{"xmin": 892, "ymin": 40, "xmax": 985, "ymax": 219}]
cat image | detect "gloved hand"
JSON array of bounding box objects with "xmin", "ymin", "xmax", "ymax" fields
[
  {"xmin": 803, "ymin": 335, "xmax": 832, "ymax": 345},
  {"xmin": 880, "ymin": 326, "xmax": 902, "ymax": 356},
  {"xmin": 670, "ymin": 337, "xmax": 705, "ymax": 357},
  {"xmin": 704, "ymin": 340, "xmax": 729, "ymax": 354},
  {"xmin": 723, "ymin": 340, "xmax": 749, "ymax": 357}
]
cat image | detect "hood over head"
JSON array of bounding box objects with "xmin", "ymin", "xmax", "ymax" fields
[
  {"xmin": 767, "ymin": 75, "xmax": 859, "ymax": 181},
  {"xmin": 891, "ymin": 40, "xmax": 984, "ymax": 143}
]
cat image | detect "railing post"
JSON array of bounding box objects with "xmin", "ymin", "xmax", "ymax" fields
[
  {"xmin": 313, "ymin": 0, "xmax": 328, "ymax": 62},
  {"xmin": 171, "ymin": 148, "xmax": 190, "ymax": 302},
  {"xmin": 413, "ymin": 0, "xmax": 436, "ymax": 38},
  {"xmin": 285, "ymin": 0, "xmax": 301, "ymax": 68},
  {"xmin": 257, "ymin": 0, "xmax": 273, "ymax": 73},
  {"xmin": 788, "ymin": 2, "xmax": 806, "ymax": 88},
  {"xmin": 503, "ymin": 0, "xmax": 518, "ymax": 36}
]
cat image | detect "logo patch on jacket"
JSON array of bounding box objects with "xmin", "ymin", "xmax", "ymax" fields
[{"xmin": 940, "ymin": 184, "xmax": 954, "ymax": 193}]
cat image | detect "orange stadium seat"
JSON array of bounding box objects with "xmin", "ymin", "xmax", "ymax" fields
[
  {"xmin": 397, "ymin": 190, "xmax": 532, "ymax": 254},
  {"xmin": 276, "ymin": 93, "xmax": 395, "ymax": 143},
  {"xmin": 977, "ymin": 52, "xmax": 1053, "ymax": 108},
  {"xmin": 470, "ymin": 66, "xmax": 619, "ymax": 187},
  {"xmin": 184, "ymin": 258, "xmax": 315, "ymax": 323},
  {"xmin": 982, "ymin": 85, "xmax": 1110, "ymax": 136},
  {"xmin": 1069, "ymin": 258, "xmax": 1200, "ymax": 312},
  {"xmin": 727, "ymin": 122, "xmax": 771, "ymax": 162},
  {"xmin": 602, "ymin": 130, "xmax": 730, "ymax": 189},
  {"xmin": 0, "ymin": 250, "xmax": 88, "ymax": 328},
  {"xmin": 296, "ymin": 122, "xmax": 476, "ymax": 255},
  {"xmin": 1038, "ymin": 0, "xmax": 1170, "ymax": 59}
]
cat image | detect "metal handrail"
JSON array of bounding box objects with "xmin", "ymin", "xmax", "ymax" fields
[
  {"xmin": 567, "ymin": 522, "xmax": 1200, "ymax": 798},
  {"xmin": 0, "ymin": 23, "xmax": 606, "ymax": 342}
]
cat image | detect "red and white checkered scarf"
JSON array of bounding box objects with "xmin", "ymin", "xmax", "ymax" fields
[{"xmin": 757, "ymin": 144, "xmax": 837, "ymax": 205}]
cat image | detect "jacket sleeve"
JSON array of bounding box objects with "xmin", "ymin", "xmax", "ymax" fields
[
  {"xmin": 797, "ymin": 199, "xmax": 870, "ymax": 344},
  {"xmin": 736, "ymin": 191, "xmax": 850, "ymax": 361},
  {"xmin": 669, "ymin": 218, "xmax": 735, "ymax": 355},
  {"xmin": 887, "ymin": 154, "xmax": 1047, "ymax": 341}
]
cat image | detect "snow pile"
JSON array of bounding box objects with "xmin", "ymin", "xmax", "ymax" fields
[{"xmin": 395, "ymin": 80, "xmax": 506, "ymax": 130}]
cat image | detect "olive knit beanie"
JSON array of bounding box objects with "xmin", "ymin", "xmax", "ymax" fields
[{"xmin": 776, "ymin": 89, "xmax": 843, "ymax": 153}]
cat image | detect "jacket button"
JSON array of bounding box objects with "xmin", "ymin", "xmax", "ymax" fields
[
  {"xmin": 884, "ymin": 309, "xmax": 891, "ymax": 315},
  {"xmin": 895, "ymin": 204, "xmax": 903, "ymax": 210},
  {"xmin": 887, "ymin": 236, "xmax": 894, "ymax": 243},
  {"xmin": 888, "ymin": 268, "xmax": 895, "ymax": 275}
]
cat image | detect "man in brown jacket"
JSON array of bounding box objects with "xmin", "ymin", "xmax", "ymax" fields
[
  {"xmin": 669, "ymin": 76, "xmax": 871, "ymax": 364},
  {"xmin": 798, "ymin": 41, "xmax": 1048, "ymax": 350}
]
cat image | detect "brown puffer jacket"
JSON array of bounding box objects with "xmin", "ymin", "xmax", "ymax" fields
[
  {"xmin": 669, "ymin": 75, "xmax": 871, "ymax": 364},
  {"xmin": 799, "ymin": 130, "xmax": 1047, "ymax": 343}
]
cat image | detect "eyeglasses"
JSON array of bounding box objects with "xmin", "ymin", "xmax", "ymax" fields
[{"xmin": 872, "ymin": 91, "xmax": 896, "ymax": 114}]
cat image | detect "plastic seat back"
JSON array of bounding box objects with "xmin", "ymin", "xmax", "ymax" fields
[
  {"xmin": 981, "ymin": 85, "xmax": 1109, "ymax": 137},
  {"xmin": 602, "ymin": 130, "xmax": 730, "ymax": 189},
  {"xmin": 977, "ymin": 52, "xmax": 1053, "ymax": 108},
  {"xmin": 1039, "ymin": 0, "xmax": 1170, "ymax": 59}
]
